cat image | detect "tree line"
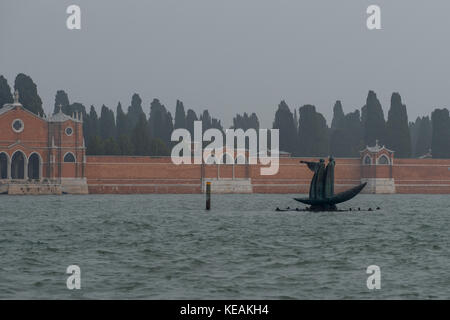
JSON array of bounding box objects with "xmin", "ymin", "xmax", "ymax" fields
[{"xmin": 1, "ymin": 73, "xmax": 449, "ymax": 159}]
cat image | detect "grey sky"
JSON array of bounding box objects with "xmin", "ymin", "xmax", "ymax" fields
[{"xmin": 1, "ymin": 0, "xmax": 449, "ymax": 128}]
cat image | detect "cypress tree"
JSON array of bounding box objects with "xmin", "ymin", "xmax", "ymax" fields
[
  {"xmin": 201, "ymin": 110, "xmax": 212, "ymax": 131},
  {"xmin": 211, "ymin": 117, "xmax": 223, "ymax": 133},
  {"xmin": 232, "ymin": 113, "xmax": 260, "ymax": 150},
  {"xmin": 331, "ymin": 100, "xmax": 345, "ymax": 130},
  {"xmin": 249, "ymin": 113, "xmax": 260, "ymax": 131},
  {"xmin": 0, "ymin": 75, "xmax": 13, "ymax": 108},
  {"xmin": 330, "ymin": 100, "xmax": 347, "ymax": 157},
  {"xmin": 431, "ymin": 108, "xmax": 450, "ymax": 158},
  {"xmin": 174, "ymin": 100, "xmax": 186, "ymax": 129},
  {"xmin": 99, "ymin": 105, "xmax": 116, "ymax": 139},
  {"xmin": 53, "ymin": 90, "xmax": 70, "ymax": 114},
  {"xmin": 165, "ymin": 111, "xmax": 174, "ymax": 145},
  {"xmin": 386, "ymin": 93, "xmax": 411, "ymax": 158},
  {"xmin": 298, "ymin": 104, "xmax": 329, "ymax": 157},
  {"xmin": 85, "ymin": 105, "xmax": 100, "ymax": 139},
  {"xmin": 345, "ymin": 110, "xmax": 364, "ymax": 156},
  {"xmin": 149, "ymin": 98, "xmax": 173, "ymax": 146},
  {"xmin": 66, "ymin": 102, "xmax": 86, "ymax": 119},
  {"xmin": 127, "ymin": 93, "xmax": 145, "ymax": 133},
  {"xmin": 273, "ymin": 101, "xmax": 298, "ymax": 154},
  {"xmin": 14, "ymin": 73, "xmax": 44, "ymax": 116},
  {"xmin": 330, "ymin": 101, "xmax": 363, "ymax": 158},
  {"xmin": 414, "ymin": 116, "xmax": 432, "ymax": 157},
  {"xmin": 185, "ymin": 109, "xmax": 198, "ymax": 137},
  {"xmin": 409, "ymin": 117, "xmax": 421, "ymax": 156},
  {"xmin": 132, "ymin": 114, "xmax": 151, "ymax": 156},
  {"xmin": 116, "ymin": 102, "xmax": 127, "ymax": 137},
  {"xmin": 361, "ymin": 91, "xmax": 386, "ymax": 147},
  {"xmin": 233, "ymin": 112, "xmax": 260, "ymax": 131},
  {"xmin": 232, "ymin": 113, "xmax": 244, "ymax": 130}
]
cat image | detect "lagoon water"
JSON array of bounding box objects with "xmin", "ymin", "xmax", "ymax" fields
[{"xmin": 0, "ymin": 194, "xmax": 449, "ymax": 299}]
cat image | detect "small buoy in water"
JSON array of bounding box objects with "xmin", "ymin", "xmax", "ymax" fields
[
  {"xmin": 368, "ymin": 208, "xmax": 373, "ymax": 211},
  {"xmin": 358, "ymin": 207, "xmax": 361, "ymax": 211},
  {"xmin": 376, "ymin": 207, "xmax": 380, "ymax": 210},
  {"xmin": 349, "ymin": 208, "xmax": 352, "ymax": 211}
]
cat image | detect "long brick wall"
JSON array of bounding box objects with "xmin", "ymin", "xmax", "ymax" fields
[
  {"xmin": 85, "ymin": 156, "xmax": 450, "ymax": 194},
  {"xmin": 86, "ymin": 156, "xmax": 202, "ymax": 194},
  {"xmin": 393, "ymin": 159, "xmax": 450, "ymax": 194}
]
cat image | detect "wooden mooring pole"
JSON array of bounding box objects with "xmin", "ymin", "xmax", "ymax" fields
[{"xmin": 206, "ymin": 181, "xmax": 211, "ymax": 210}]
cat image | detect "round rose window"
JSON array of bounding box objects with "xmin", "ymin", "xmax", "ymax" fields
[
  {"xmin": 12, "ymin": 119, "xmax": 24, "ymax": 133},
  {"xmin": 65, "ymin": 127, "xmax": 73, "ymax": 136}
]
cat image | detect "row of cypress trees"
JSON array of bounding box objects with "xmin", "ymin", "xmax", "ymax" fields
[
  {"xmin": 54, "ymin": 91, "xmax": 224, "ymax": 156},
  {"xmin": 272, "ymin": 91, "xmax": 450, "ymax": 159},
  {"xmin": 1, "ymin": 73, "xmax": 449, "ymax": 158}
]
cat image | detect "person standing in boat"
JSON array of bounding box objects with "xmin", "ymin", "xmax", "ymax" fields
[
  {"xmin": 300, "ymin": 158, "xmax": 326, "ymax": 200},
  {"xmin": 323, "ymin": 156, "xmax": 335, "ymax": 199}
]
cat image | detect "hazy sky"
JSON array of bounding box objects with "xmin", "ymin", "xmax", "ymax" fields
[{"xmin": 1, "ymin": 0, "xmax": 450, "ymax": 127}]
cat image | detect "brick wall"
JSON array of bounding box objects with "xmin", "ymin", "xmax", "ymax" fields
[{"xmin": 393, "ymin": 158, "xmax": 450, "ymax": 193}]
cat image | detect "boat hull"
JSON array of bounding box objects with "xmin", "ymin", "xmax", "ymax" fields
[{"xmin": 294, "ymin": 182, "xmax": 367, "ymax": 206}]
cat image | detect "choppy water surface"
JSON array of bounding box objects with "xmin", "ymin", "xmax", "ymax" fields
[{"xmin": 0, "ymin": 194, "xmax": 449, "ymax": 299}]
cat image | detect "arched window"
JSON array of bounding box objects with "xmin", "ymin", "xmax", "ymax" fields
[
  {"xmin": 0, "ymin": 152, "xmax": 9, "ymax": 179},
  {"xmin": 363, "ymin": 155, "xmax": 372, "ymax": 165},
  {"xmin": 64, "ymin": 152, "xmax": 76, "ymax": 163},
  {"xmin": 11, "ymin": 151, "xmax": 26, "ymax": 179},
  {"xmin": 28, "ymin": 153, "xmax": 41, "ymax": 180},
  {"xmin": 378, "ymin": 155, "xmax": 390, "ymax": 165}
]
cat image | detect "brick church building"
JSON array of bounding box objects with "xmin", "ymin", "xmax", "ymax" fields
[{"xmin": 0, "ymin": 91, "xmax": 87, "ymax": 194}]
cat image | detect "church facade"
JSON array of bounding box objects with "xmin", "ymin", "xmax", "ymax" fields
[{"xmin": 0, "ymin": 92, "xmax": 88, "ymax": 194}]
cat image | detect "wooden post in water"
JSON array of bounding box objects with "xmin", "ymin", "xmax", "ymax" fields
[{"xmin": 206, "ymin": 181, "xmax": 211, "ymax": 210}]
